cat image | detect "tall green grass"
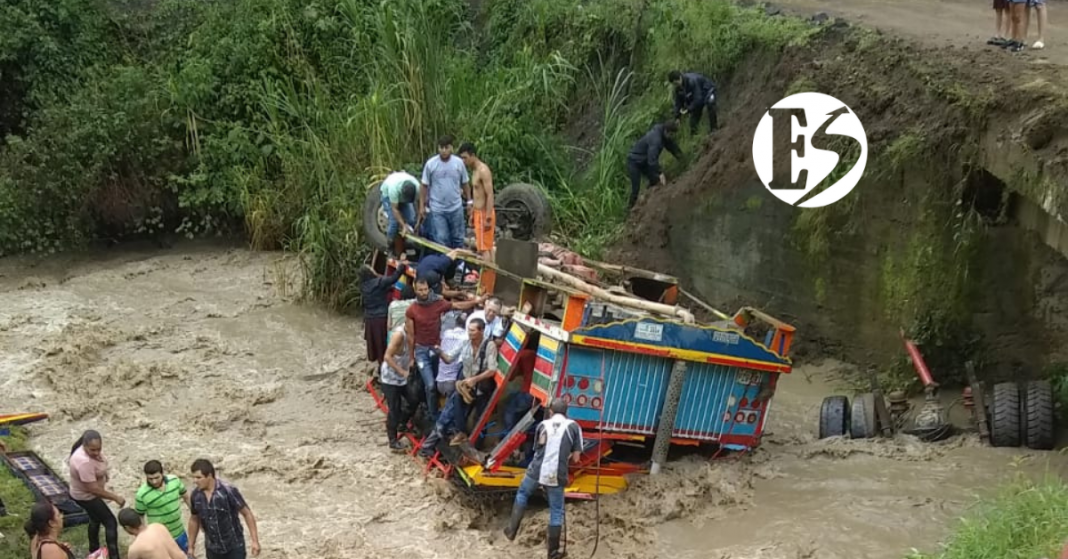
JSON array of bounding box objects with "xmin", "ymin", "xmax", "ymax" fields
[
  {"xmin": 905, "ymin": 470, "xmax": 1068, "ymax": 559},
  {"xmin": 0, "ymin": 0, "xmax": 816, "ymax": 307}
]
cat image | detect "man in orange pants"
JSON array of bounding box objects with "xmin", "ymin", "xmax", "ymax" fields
[{"xmin": 459, "ymin": 142, "xmax": 495, "ymax": 262}]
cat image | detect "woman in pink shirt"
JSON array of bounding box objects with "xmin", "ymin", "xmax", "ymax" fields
[{"xmin": 68, "ymin": 430, "xmax": 124, "ymax": 559}]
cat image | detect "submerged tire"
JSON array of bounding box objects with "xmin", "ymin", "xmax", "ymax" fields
[
  {"xmin": 818, "ymin": 395, "xmax": 850, "ymax": 439},
  {"xmin": 850, "ymin": 393, "xmax": 878, "ymax": 439},
  {"xmin": 990, "ymin": 382, "xmax": 1022, "ymax": 448},
  {"xmin": 1024, "ymin": 380, "xmax": 1055, "ymax": 450},
  {"xmin": 495, "ymin": 183, "xmax": 553, "ymax": 241},
  {"xmin": 363, "ymin": 182, "xmax": 391, "ymax": 251}
]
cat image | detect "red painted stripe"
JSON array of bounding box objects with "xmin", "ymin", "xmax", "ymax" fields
[
  {"xmin": 499, "ymin": 341, "xmax": 517, "ymax": 364},
  {"xmin": 534, "ymin": 357, "xmax": 553, "ymax": 376}
]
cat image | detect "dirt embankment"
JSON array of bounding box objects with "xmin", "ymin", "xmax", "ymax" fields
[{"xmin": 612, "ymin": 18, "xmax": 1068, "ymax": 381}]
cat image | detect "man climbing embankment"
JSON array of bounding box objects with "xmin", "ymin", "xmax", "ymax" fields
[
  {"xmin": 625, "ymin": 120, "xmax": 682, "ymax": 210},
  {"xmin": 669, "ymin": 70, "xmax": 718, "ymax": 134}
]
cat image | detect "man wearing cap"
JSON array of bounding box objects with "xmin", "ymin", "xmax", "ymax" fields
[
  {"xmin": 381, "ymin": 170, "xmax": 420, "ymax": 256},
  {"xmin": 502, "ymin": 398, "xmax": 583, "ymax": 559}
]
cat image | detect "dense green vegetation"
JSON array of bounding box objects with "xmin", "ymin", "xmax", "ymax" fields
[
  {"xmin": 0, "ymin": 0, "xmax": 813, "ymax": 309},
  {"xmin": 905, "ymin": 471, "xmax": 1068, "ymax": 559}
]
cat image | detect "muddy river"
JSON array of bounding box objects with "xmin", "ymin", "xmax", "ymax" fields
[{"xmin": 2, "ymin": 242, "xmax": 1065, "ymax": 559}]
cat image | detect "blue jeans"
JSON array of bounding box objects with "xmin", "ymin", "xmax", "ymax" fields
[
  {"xmin": 414, "ymin": 345, "xmax": 440, "ymax": 420},
  {"xmin": 504, "ymin": 392, "xmax": 534, "ymax": 433},
  {"xmin": 438, "ymin": 390, "xmax": 490, "ymax": 437},
  {"xmin": 175, "ymin": 532, "xmax": 189, "ymax": 553},
  {"xmin": 383, "ymin": 198, "xmax": 416, "ymax": 240},
  {"xmin": 428, "ymin": 207, "xmax": 465, "ymax": 249},
  {"xmin": 516, "ymin": 472, "xmax": 566, "ymax": 527}
]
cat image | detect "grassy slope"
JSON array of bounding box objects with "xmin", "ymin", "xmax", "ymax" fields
[
  {"xmin": 0, "ymin": 428, "xmax": 96, "ymax": 559},
  {"xmin": 905, "ymin": 471, "xmax": 1068, "ymax": 559}
]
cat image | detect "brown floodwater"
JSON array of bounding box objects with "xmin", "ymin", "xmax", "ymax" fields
[{"xmin": 1, "ymin": 241, "xmax": 1064, "ymax": 559}]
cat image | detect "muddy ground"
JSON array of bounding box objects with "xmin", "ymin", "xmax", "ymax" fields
[{"xmin": 2, "ymin": 242, "xmax": 1066, "ymax": 559}]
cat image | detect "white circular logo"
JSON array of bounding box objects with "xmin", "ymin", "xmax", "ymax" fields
[{"xmin": 752, "ymin": 92, "xmax": 868, "ymax": 208}]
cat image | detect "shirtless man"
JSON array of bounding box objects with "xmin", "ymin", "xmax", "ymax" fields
[
  {"xmin": 118, "ymin": 508, "xmax": 189, "ymax": 559},
  {"xmin": 458, "ymin": 142, "xmax": 495, "ymax": 262}
]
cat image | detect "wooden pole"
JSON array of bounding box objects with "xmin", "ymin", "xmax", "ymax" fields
[
  {"xmin": 537, "ymin": 264, "xmax": 696, "ymax": 323},
  {"xmin": 650, "ymin": 359, "xmax": 687, "ymax": 474}
]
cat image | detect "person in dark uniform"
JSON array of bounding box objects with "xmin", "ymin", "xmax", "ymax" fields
[
  {"xmin": 625, "ymin": 120, "xmax": 682, "ymax": 210},
  {"xmin": 668, "ymin": 70, "xmax": 718, "ymax": 134}
]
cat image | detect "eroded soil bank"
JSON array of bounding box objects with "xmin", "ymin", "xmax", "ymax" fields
[
  {"xmin": 2, "ymin": 243, "xmax": 1065, "ymax": 559},
  {"xmin": 614, "ymin": 19, "xmax": 1068, "ymax": 382}
]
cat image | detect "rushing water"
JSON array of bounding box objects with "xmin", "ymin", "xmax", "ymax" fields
[{"xmin": 2, "ymin": 242, "xmax": 1064, "ymax": 559}]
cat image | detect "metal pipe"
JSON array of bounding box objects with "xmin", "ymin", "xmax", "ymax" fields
[
  {"xmin": 650, "ymin": 359, "xmax": 688, "ymax": 475},
  {"xmin": 900, "ymin": 330, "xmax": 935, "ymax": 387}
]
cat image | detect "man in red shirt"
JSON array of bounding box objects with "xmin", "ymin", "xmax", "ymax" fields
[{"xmin": 406, "ymin": 276, "xmax": 484, "ymax": 421}]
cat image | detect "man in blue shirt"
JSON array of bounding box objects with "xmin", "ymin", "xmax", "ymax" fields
[{"xmin": 419, "ymin": 135, "xmax": 470, "ymax": 249}]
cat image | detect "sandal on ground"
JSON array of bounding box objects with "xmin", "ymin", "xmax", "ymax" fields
[{"xmin": 1034, "ymin": 40, "xmax": 1045, "ymax": 49}]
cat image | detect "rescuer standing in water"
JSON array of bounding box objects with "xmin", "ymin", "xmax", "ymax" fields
[{"xmin": 503, "ymin": 398, "xmax": 583, "ymax": 559}]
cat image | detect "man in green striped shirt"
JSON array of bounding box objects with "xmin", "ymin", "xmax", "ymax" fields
[{"xmin": 134, "ymin": 460, "xmax": 192, "ymax": 554}]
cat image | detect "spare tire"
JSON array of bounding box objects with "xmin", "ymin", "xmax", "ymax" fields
[
  {"xmin": 850, "ymin": 393, "xmax": 878, "ymax": 439},
  {"xmin": 818, "ymin": 395, "xmax": 850, "ymax": 439},
  {"xmin": 363, "ymin": 182, "xmax": 390, "ymax": 251},
  {"xmin": 990, "ymin": 382, "xmax": 1021, "ymax": 448},
  {"xmin": 495, "ymin": 183, "xmax": 553, "ymax": 241},
  {"xmin": 1024, "ymin": 380, "xmax": 1055, "ymax": 450}
]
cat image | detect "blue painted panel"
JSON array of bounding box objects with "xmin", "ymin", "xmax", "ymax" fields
[
  {"xmin": 560, "ymin": 345, "xmax": 672, "ymax": 432},
  {"xmin": 573, "ymin": 318, "xmax": 790, "ymax": 366},
  {"xmin": 673, "ymin": 362, "xmax": 768, "ymax": 441}
]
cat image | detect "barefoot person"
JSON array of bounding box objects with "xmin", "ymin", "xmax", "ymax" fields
[
  {"xmin": 25, "ymin": 500, "xmax": 76, "ymax": 559},
  {"xmin": 69, "ymin": 430, "xmax": 123, "ymax": 559},
  {"xmin": 134, "ymin": 460, "xmax": 192, "ymax": 554},
  {"xmin": 119, "ymin": 508, "xmax": 188, "ymax": 559},
  {"xmin": 458, "ymin": 142, "xmax": 495, "ymax": 261},
  {"xmin": 188, "ymin": 459, "xmax": 261, "ymax": 559}
]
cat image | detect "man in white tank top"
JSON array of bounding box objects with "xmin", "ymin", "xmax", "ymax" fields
[{"xmin": 502, "ymin": 399, "xmax": 583, "ymax": 559}]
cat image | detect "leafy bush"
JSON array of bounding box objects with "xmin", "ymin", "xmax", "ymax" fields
[{"xmin": 0, "ymin": 0, "xmax": 814, "ymax": 306}]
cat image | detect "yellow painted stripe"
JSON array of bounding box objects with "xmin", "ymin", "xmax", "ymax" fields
[
  {"xmin": 539, "ymin": 336, "xmax": 560, "ymax": 353},
  {"xmin": 570, "ymin": 334, "xmax": 791, "ymax": 372}
]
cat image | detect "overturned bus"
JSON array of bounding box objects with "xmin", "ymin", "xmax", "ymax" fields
[{"xmin": 365, "ymin": 234, "xmax": 795, "ymax": 501}]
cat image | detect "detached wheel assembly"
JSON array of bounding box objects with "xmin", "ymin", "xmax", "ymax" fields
[
  {"xmin": 494, "ymin": 183, "xmax": 553, "ymax": 242},
  {"xmin": 850, "ymin": 393, "xmax": 878, "ymax": 439},
  {"xmin": 818, "ymin": 395, "xmax": 850, "ymax": 439},
  {"xmin": 1023, "ymin": 380, "xmax": 1055, "ymax": 450},
  {"xmin": 989, "ymin": 382, "xmax": 1022, "ymax": 448}
]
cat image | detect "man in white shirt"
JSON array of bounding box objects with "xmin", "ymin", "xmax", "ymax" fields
[
  {"xmin": 502, "ymin": 398, "xmax": 582, "ymax": 559},
  {"xmin": 467, "ymin": 297, "xmax": 505, "ymax": 341}
]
